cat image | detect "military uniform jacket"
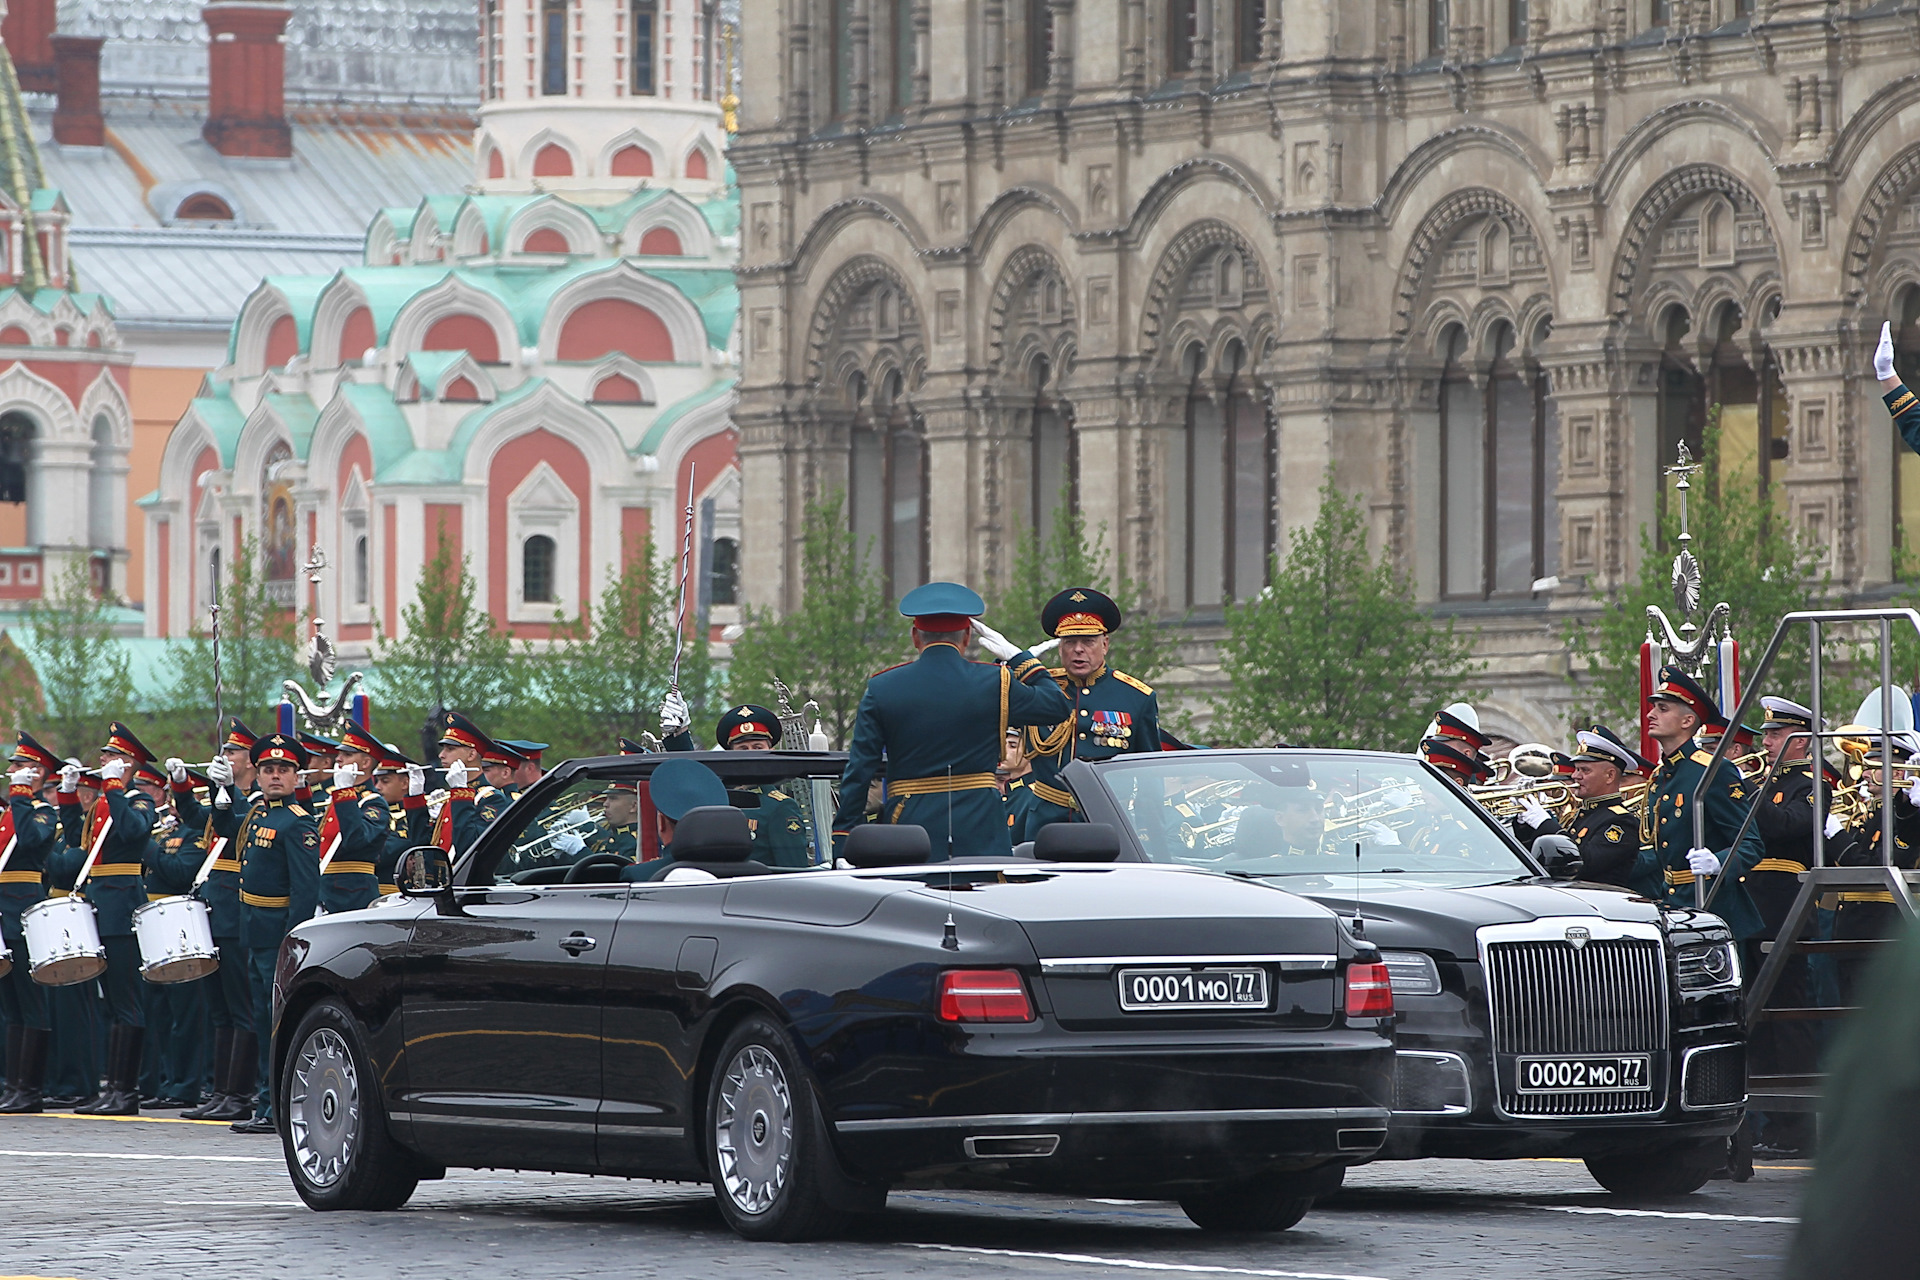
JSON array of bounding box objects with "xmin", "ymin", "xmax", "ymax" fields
[
  {"xmin": 228, "ymin": 795, "xmax": 320, "ymax": 949},
  {"xmin": 53, "ymin": 778, "xmax": 152, "ymax": 936},
  {"xmin": 0, "ymin": 782, "xmax": 57, "ymax": 925},
  {"xmin": 1003, "ymin": 774, "xmax": 1039, "ymax": 841},
  {"xmin": 436, "ymin": 783, "xmax": 506, "ymax": 855},
  {"xmin": 318, "ymin": 784, "xmax": 391, "ymax": 913},
  {"xmin": 587, "ymin": 821, "xmax": 639, "ymax": 863},
  {"xmin": 382, "ymin": 794, "xmax": 431, "ymax": 892},
  {"xmin": 1887, "ymin": 381, "xmax": 1920, "ymax": 457},
  {"xmin": 1022, "ymin": 666, "xmax": 1163, "ymax": 825},
  {"xmin": 833, "ymin": 642, "xmax": 1074, "ymax": 859},
  {"xmin": 145, "ymin": 823, "xmax": 205, "ymax": 899},
  {"xmin": 663, "ymin": 733, "xmax": 814, "ymax": 866},
  {"xmin": 1835, "ymin": 792, "xmax": 1920, "ymax": 907},
  {"xmin": 1566, "ymin": 795, "xmax": 1642, "ymax": 888},
  {"xmin": 1632, "ymin": 746, "xmax": 1766, "ymax": 939},
  {"xmin": 1748, "ymin": 759, "xmax": 1826, "ymax": 936},
  {"xmin": 179, "ymin": 783, "xmax": 249, "ymax": 939}
]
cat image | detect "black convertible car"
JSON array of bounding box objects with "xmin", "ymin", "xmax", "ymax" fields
[
  {"xmin": 269, "ymin": 751, "xmax": 1395, "ymax": 1239},
  {"xmin": 1063, "ymin": 748, "xmax": 1748, "ymax": 1197}
]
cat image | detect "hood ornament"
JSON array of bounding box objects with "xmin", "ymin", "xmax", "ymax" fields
[{"xmin": 1564, "ymin": 926, "xmax": 1591, "ymax": 951}]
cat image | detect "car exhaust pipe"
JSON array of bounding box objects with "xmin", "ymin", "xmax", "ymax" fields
[
  {"xmin": 963, "ymin": 1133, "xmax": 1061, "ymax": 1159},
  {"xmin": 1338, "ymin": 1127, "xmax": 1388, "ymax": 1152}
]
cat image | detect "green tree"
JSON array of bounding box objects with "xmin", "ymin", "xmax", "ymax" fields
[
  {"xmin": 375, "ymin": 521, "xmax": 515, "ymax": 757},
  {"xmin": 1567, "ymin": 414, "xmax": 1833, "ymax": 734},
  {"xmin": 516, "ymin": 536, "xmax": 723, "ymax": 757},
  {"xmin": 728, "ymin": 491, "xmax": 901, "ymax": 748},
  {"xmin": 17, "ymin": 557, "xmax": 134, "ymax": 757},
  {"xmin": 1209, "ymin": 478, "xmax": 1482, "ymax": 750},
  {"xmin": 158, "ymin": 535, "xmax": 300, "ymax": 752},
  {"xmin": 986, "ymin": 489, "xmax": 1183, "ymax": 693}
]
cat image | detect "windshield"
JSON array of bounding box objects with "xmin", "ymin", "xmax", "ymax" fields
[{"xmin": 1092, "ymin": 751, "xmax": 1534, "ymax": 885}]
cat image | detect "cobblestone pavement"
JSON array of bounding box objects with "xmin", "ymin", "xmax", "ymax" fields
[{"xmin": 0, "ymin": 1111, "xmax": 1804, "ymax": 1280}]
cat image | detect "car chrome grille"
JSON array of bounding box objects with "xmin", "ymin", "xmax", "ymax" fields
[{"xmin": 1485, "ymin": 937, "xmax": 1667, "ymax": 1118}]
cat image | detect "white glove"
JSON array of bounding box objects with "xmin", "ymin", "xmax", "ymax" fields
[
  {"xmin": 332, "ymin": 763, "xmax": 360, "ymax": 791},
  {"xmin": 1905, "ymin": 778, "xmax": 1920, "ymax": 808},
  {"xmin": 165, "ymin": 757, "xmax": 188, "ymax": 785},
  {"xmin": 553, "ymin": 830, "xmax": 587, "ymax": 857},
  {"xmin": 1518, "ymin": 798, "xmax": 1552, "ymax": 829},
  {"xmin": 970, "ymin": 618, "xmax": 1020, "ymax": 661},
  {"xmin": 98, "ymin": 759, "xmax": 128, "ymax": 783},
  {"xmin": 1382, "ymin": 788, "xmax": 1416, "ymax": 811},
  {"xmin": 446, "ymin": 759, "xmax": 470, "ymax": 789},
  {"xmin": 1362, "ymin": 820, "xmax": 1402, "ymax": 847},
  {"xmin": 206, "ymin": 756, "xmax": 234, "ymax": 787},
  {"xmin": 1030, "ymin": 637, "xmax": 1062, "ymax": 658},
  {"xmin": 406, "ymin": 763, "xmax": 425, "ymax": 797},
  {"xmin": 58, "ymin": 763, "xmax": 80, "ymax": 793},
  {"xmin": 10, "ymin": 765, "xmax": 35, "ymax": 787},
  {"xmin": 1825, "ymin": 812, "xmax": 1847, "ymax": 839},
  {"xmin": 659, "ymin": 689, "xmax": 691, "ymax": 736},
  {"xmin": 1686, "ymin": 847, "xmax": 1722, "ymax": 877},
  {"xmin": 563, "ymin": 807, "xmax": 592, "ymax": 827},
  {"xmin": 1875, "ymin": 320, "xmax": 1898, "ymax": 382}
]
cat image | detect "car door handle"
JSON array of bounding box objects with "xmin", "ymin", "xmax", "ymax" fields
[{"xmin": 559, "ymin": 934, "xmax": 597, "ymax": 954}]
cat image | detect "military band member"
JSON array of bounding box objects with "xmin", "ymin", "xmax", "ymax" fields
[
  {"xmin": 479, "ymin": 738, "xmax": 526, "ymax": 801},
  {"xmin": 1632, "ymin": 667, "xmax": 1766, "ymax": 940},
  {"xmin": 499, "ymin": 740, "xmax": 550, "ymax": 792},
  {"xmin": 296, "ymin": 732, "xmax": 339, "ymax": 805},
  {"xmin": 1557, "ymin": 726, "xmax": 1649, "ymax": 887},
  {"xmin": 1018, "ymin": 588, "xmax": 1163, "ymax": 841},
  {"xmin": 138, "ymin": 762, "xmax": 208, "ymax": 1109},
  {"xmin": 174, "ymin": 718, "xmax": 259, "ymax": 1122},
  {"xmin": 315, "ymin": 725, "xmax": 393, "ymax": 914},
  {"xmin": 216, "ymin": 733, "xmax": 320, "ymax": 1134},
  {"xmin": 1422, "ymin": 737, "xmax": 1494, "ymax": 787},
  {"xmin": 0, "ymin": 732, "xmax": 60, "ymax": 1113},
  {"xmin": 1874, "ymin": 319, "xmax": 1920, "ymax": 455},
  {"xmin": 368, "ymin": 744, "xmax": 431, "ymax": 896},
  {"xmin": 999, "ymin": 727, "xmax": 1037, "ymax": 840},
  {"xmin": 833, "ymin": 582, "xmax": 1073, "ymax": 861},
  {"xmin": 434, "ymin": 711, "xmax": 509, "ymax": 855},
  {"xmin": 584, "ymin": 780, "xmax": 641, "ymax": 862},
  {"xmin": 1833, "ymin": 742, "xmax": 1920, "ymax": 1004}
]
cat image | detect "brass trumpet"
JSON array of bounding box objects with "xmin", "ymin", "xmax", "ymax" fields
[{"xmin": 1469, "ymin": 777, "xmax": 1574, "ymax": 820}]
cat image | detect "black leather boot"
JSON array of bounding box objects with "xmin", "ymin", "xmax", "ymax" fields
[
  {"xmin": 181, "ymin": 1028, "xmax": 234, "ymax": 1120},
  {"xmin": 0, "ymin": 1028, "xmax": 21, "ymax": 1110},
  {"xmin": 0, "ymin": 1028, "xmax": 48, "ymax": 1113},
  {"xmin": 76, "ymin": 1026, "xmax": 141, "ymax": 1116},
  {"xmin": 72, "ymin": 1027, "xmax": 125, "ymax": 1115},
  {"xmin": 203, "ymin": 1031, "xmax": 255, "ymax": 1123}
]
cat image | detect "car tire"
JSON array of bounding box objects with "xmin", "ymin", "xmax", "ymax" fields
[
  {"xmin": 1178, "ymin": 1175, "xmax": 1316, "ymax": 1232},
  {"xmin": 281, "ymin": 998, "xmax": 421, "ymax": 1212},
  {"xmin": 705, "ymin": 1013, "xmax": 853, "ymax": 1242},
  {"xmin": 1584, "ymin": 1142, "xmax": 1719, "ymax": 1198}
]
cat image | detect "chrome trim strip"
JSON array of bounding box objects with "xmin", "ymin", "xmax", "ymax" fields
[
  {"xmin": 1040, "ymin": 954, "xmax": 1337, "ymax": 974},
  {"xmin": 1679, "ymin": 1043, "xmax": 1747, "ymax": 1112},
  {"xmin": 834, "ymin": 1105, "xmax": 1389, "ymax": 1133},
  {"xmin": 1391, "ymin": 1049, "xmax": 1473, "ymax": 1117}
]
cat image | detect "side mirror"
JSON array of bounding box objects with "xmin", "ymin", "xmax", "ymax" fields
[
  {"xmin": 397, "ymin": 845, "xmax": 453, "ymax": 896},
  {"xmin": 1530, "ymin": 834, "xmax": 1582, "ymax": 880}
]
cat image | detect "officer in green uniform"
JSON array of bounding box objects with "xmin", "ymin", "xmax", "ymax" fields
[
  {"xmin": 173, "ymin": 718, "xmax": 259, "ymax": 1122},
  {"xmin": 1630, "ymin": 667, "xmax": 1765, "ymax": 936},
  {"xmin": 136, "ymin": 762, "xmax": 205, "ymax": 1109},
  {"xmin": 1019, "ymin": 588, "xmax": 1163, "ymax": 841},
  {"xmin": 1557, "ymin": 726, "xmax": 1650, "ymax": 886},
  {"xmin": 999, "ymin": 727, "xmax": 1039, "ymax": 843},
  {"xmin": 52, "ymin": 723, "xmax": 156, "ymax": 1116},
  {"xmin": 434, "ymin": 711, "xmax": 509, "ymax": 854},
  {"xmin": 662, "ymin": 702, "xmax": 813, "ymax": 867},
  {"xmin": 368, "ymin": 743, "xmax": 432, "ymax": 896},
  {"xmin": 0, "ymin": 732, "xmax": 60, "ymax": 1113},
  {"xmin": 833, "ymin": 582, "xmax": 1072, "ymax": 861},
  {"xmin": 316, "ymin": 724, "xmax": 393, "ymax": 914},
  {"xmin": 215, "ymin": 734, "xmax": 320, "ymax": 1134},
  {"xmin": 1875, "ymin": 318, "xmax": 1920, "ymax": 455},
  {"xmin": 620, "ymin": 757, "xmax": 731, "ymax": 880},
  {"xmin": 43, "ymin": 762, "xmax": 100, "ymax": 1107}
]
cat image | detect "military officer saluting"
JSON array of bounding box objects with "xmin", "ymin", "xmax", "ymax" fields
[
  {"xmin": 1874, "ymin": 320, "xmax": 1920, "ymax": 455},
  {"xmin": 315, "ymin": 724, "xmax": 394, "ymax": 914},
  {"xmin": 834, "ymin": 582, "xmax": 1072, "ymax": 860},
  {"xmin": 1556, "ymin": 725, "xmax": 1650, "ymax": 887},
  {"xmin": 0, "ymin": 732, "xmax": 62, "ymax": 1113},
  {"xmin": 1631, "ymin": 667, "xmax": 1765, "ymax": 938},
  {"xmin": 1018, "ymin": 588, "xmax": 1163, "ymax": 840},
  {"xmin": 367, "ymin": 744, "xmax": 432, "ymax": 896},
  {"xmin": 214, "ymin": 733, "xmax": 320, "ymax": 1134},
  {"xmin": 434, "ymin": 711, "xmax": 510, "ymax": 854},
  {"xmin": 661, "ymin": 699, "xmax": 812, "ymax": 866}
]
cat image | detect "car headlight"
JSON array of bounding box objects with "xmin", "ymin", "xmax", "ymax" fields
[
  {"xmin": 1675, "ymin": 940, "xmax": 1741, "ymax": 993},
  {"xmin": 1379, "ymin": 950, "xmax": 1443, "ymax": 997}
]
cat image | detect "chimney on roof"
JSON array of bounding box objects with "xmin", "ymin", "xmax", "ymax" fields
[
  {"xmin": 51, "ymin": 36, "xmax": 104, "ymax": 147},
  {"xmin": 201, "ymin": 3, "xmax": 292, "ymax": 160},
  {"xmin": 1, "ymin": 0, "xmax": 57, "ymax": 93}
]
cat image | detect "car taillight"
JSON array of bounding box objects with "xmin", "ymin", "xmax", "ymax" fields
[
  {"xmin": 1345, "ymin": 962, "xmax": 1394, "ymax": 1020},
  {"xmin": 938, "ymin": 969, "xmax": 1035, "ymax": 1023}
]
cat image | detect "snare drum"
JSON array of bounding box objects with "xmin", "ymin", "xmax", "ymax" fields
[
  {"xmin": 132, "ymin": 895, "xmax": 218, "ymax": 984},
  {"xmin": 0, "ymin": 940, "xmax": 11, "ymax": 980},
  {"xmin": 22, "ymin": 896, "xmax": 106, "ymax": 986}
]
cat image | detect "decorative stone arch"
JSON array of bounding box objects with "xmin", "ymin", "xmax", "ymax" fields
[
  {"xmin": 537, "ymin": 261, "xmax": 709, "ymax": 364},
  {"xmin": 586, "ymin": 353, "xmax": 658, "ymax": 405},
  {"xmin": 1844, "ymin": 140, "xmax": 1920, "ymax": 307},
  {"xmin": 75, "ymin": 299, "xmax": 117, "ymax": 350},
  {"xmin": 387, "ymin": 275, "xmax": 520, "ymax": 365},
  {"xmin": 1378, "ymin": 125, "xmax": 1553, "ymax": 227},
  {"xmin": 1392, "ymin": 188, "xmax": 1550, "ymax": 339},
  {"xmin": 802, "ymin": 255, "xmax": 928, "ymax": 390},
  {"xmin": 616, "ymin": 191, "xmax": 713, "ymax": 257},
  {"xmin": 398, "ymin": 351, "xmax": 497, "ymax": 404},
  {"xmin": 451, "ymin": 201, "xmax": 496, "ymax": 259},
  {"xmin": 457, "ymin": 380, "xmax": 630, "ymax": 485},
  {"xmin": 306, "ymin": 396, "xmax": 375, "ymax": 500},
  {"xmin": 1607, "ymin": 164, "xmax": 1778, "ymax": 322},
  {"xmin": 364, "ymin": 213, "xmax": 406, "ymax": 268},
  {"xmin": 156, "ymin": 415, "xmax": 227, "ymax": 516},
  {"xmin": 504, "ymin": 195, "xmax": 601, "ymax": 259},
  {"xmin": 230, "ymin": 417, "xmax": 299, "ymax": 505},
  {"xmin": 648, "ymin": 384, "xmax": 739, "ymax": 474},
  {"xmin": 1122, "ymin": 156, "xmax": 1278, "ymax": 244},
  {"xmin": 75, "ymin": 369, "xmax": 132, "ymax": 451},
  {"xmin": 0, "ymin": 361, "xmax": 80, "ymax": 441},
  {"xmin": 599, "ymin": 128, "xmax": 664, "ymax": 179},
  {"xmin": 478, "ymin": 135, "xmax": 507, "ymax": 181},
  {"xmin": 1414, "ymin": 298, "xmax": 1476, "ymax": 358},
  {"xmin": 308, "ymin": 274, "xmax": 378, "ymax": 372},
  {"xmin": 683, "ymin": 136, "xmax": 718, "ymax": 181},
  {"xmin": 521, "ymin": 129, "xmax": 582, "ymax": 179},
  {"xmin": 969, "ymin": 186, "xmax": 1080, "ymax": 261},
  {"xmin": 232, "ymin": 283, "xmax": 305, "ymax": 377},
  {"xmin": 405, "ymin": 208, "xmax": 451, "ymax": 266},
  {"xmin": 985, "ymin": 245, "xmax": 1077, "ymax": 375},
  {"xmin": 788, "ymin": 197, "xmax": 931, "ymax": 287},
  {"xmin": 1592, "ymin": 100, "xmax": 1782, "ymax": 208},
  {"xmin": 0, "ymin": 291, "xmax": 52, "ymax": 346},
  {"xmin": 1138, "ymin": 219, "xmax": 1275, "ymax": 369}
]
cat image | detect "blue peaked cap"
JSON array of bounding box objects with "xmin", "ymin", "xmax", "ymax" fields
[
  {"xmin": 649, "ymin": 757, "xmax": 728, "ymax": 821},
  {"xmin": 897, "ymin": 581, "xmax": 984, "ymax": 620}
]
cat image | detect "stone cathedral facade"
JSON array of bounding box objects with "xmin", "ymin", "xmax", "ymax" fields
[{"xmin": 733, "ymin": 1, "xmax": 1920, "ymax": 742}]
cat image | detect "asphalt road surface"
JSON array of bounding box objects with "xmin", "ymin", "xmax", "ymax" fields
[{"xmin": 1, "ymin": 1110, "xmax": 1804, "ymax": 1280}]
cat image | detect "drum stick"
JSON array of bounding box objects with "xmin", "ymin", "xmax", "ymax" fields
[
  {"xmin": 0, "ymin": 830, "xmax": 17, "ymax": 875},
  {"xmin": 72, "ymin": 815, "xmax": 112, "ymax": 891},
  {"xmin": 318, "ymin": 832, "xmax": 342, "ymax": 872},
  {"xmin": 191, "ymin": 836, "xmax": 227, "ymax": 888}
]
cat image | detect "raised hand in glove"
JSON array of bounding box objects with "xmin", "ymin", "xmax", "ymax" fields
[
  {"xmin": 1876, "ymin": 320, "xmax": 1899, "ymax": 383},
  {"xmin": 659, "ymin": 689, "xmax": 691, "ymax": 737},
  {"xmin": 970, "ymin": 618, "xmax": 1021, "ymax": 661},
  {"xmin": 1905, "ymin": 776, "xmax": 1920, "ymax": 808},
  {"xmin": 1362, "ymin": 820, "xmax": 1402, "ymax": 848},
  {"xmin": 406, "ymin": 763, "xmax": 426, "ymax": 797},
  {"xmin": 1825, "ymin": 812, "xmax": 1848, "ymax": 839},
  {"xmin": 445, "ymin": 759, "xmax": 470, "ymax": 789},
  {"xmin": 1686, "ymin": 847, "xmax": 1722, "ymax": 877},
  {"xmin": 553, "ymin": 830, "xmax": 587, "ymax": 857},
  {"xmin": 58, "ymin": 763, "xmax": 80, "ymax": 793},
  {"xmin": 10, "ymin": 765, "xmax": 36, "ymax": 788},
  {"xmin": 1518, "ymin": 798, "xmax": 1553, "ymax": 830},
  {"xmin": 1030, "ymin": 637, "xmax": 1062, "ymax": 659},
  {"xmin": 206, "ymin": 756, "xmax": 234, "ymax": 787},
  {"xmin": 332, "ymin": 763, "xmax": 360, "ymax": 791},
  {"xmin": 165, "ymin": 757, "xmax": 189, "ymax": 785},
  {"xmin": 98, "ymin": 759, "xmax": 128, "ymax": 783}
]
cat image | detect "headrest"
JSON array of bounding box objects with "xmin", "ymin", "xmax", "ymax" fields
[
  {"xmin": 844, "ymin": 823, "xmax": 932, "ymax": 868},
  {"xmin": 671, "ymin": 806, "xmax": 753, "ymax": 862},
  {"xmin": 1034, "ymin": 822, "xmax": 1121, "ymax": 863}
]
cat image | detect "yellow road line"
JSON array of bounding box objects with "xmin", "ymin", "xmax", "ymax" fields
[{"xmin": 1, "ymin": 1110, "xmax": 235, "ymax": 1127}]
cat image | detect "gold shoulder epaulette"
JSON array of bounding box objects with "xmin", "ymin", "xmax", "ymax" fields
[
  {"xmin": 1690, "ymin": 749, "xmax": 1715, "ymax": 765},
  {"xmin": 1113, "ymin": 670, "xmax": 1154, "ymax": 696},
  {"xmin": 288, "ymin": 804, "xmax": 309, "ymax": 818},
  {"xmin": 1048, "ymin": 667, "xmax": 1067, "ymax": 680}
]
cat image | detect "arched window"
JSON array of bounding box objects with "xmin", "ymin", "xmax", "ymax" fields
[
  {"xmin": 1028, "ymin": 354, "xmax": 1074, "ymax": 535},
  {"xmin": 523, "ymin": 534, "xmax": 557, "ymax": 604},
  {"xmin": 1221, "ymin": 340, "xmax": 1272, "ymax": 600},
  {"xmin": 353, "ymin": 534, "xmax": 369, "ymax": 606},
  {"xmin": 1167, "ymin": 0, "xmax": 1198, "ymax": 74},
  {"xmin": 0, "ymin": 412, "xmax": 33, "ymax": 505},
  {"xmin": 1174, "ymin": 342, "xmax": 1225, "ymax": 608},
  {"xmin": 1025, "ymin": 0, "xmax": 1053, "ymax": 98},
  {"xmin": 522, "ymin": 227, "xmax": 570, "ymax": 254},
  {"xmin": 849, "ymin": 369, "xmax": 927, "ymax": 597},
  {"xmin": 1440, "ymin": 322, "xmax": 1559, "ymax": 599},
  {"xmin": 709, "ymin": 536, "xmax": 739, "ymax": 605},
  {"xmin": 541, "ymin": 0, "xmax": 568, "ymax": 96},
  {"xmin": 557, "ymin": 299, "xmax": 673, "ymax": 362},
  {"xmin": 631, "ymin": 0, "xmax": 658, "ymax": 95},
  {"xmin": 610, "ymin": 144, "xmax": 653, "ymax": 177},
  {"xmin": 638, "ymin": 227, "xmax": 682, "ymax": 255},
  {"xmin": 422, "ymin": 314, "xmax": 501, "ymax": 363},
  {"xmin": 686, "ymin": 148, "xmax": 710, "ymax": 180},
  {"xmin": 1429, "ymin": 0, "xmax": 1449, "ymax": 55},
  {"xmin": 175, "ymin": 192, "xmax": 234, "ymax": 221},
  {"xmin": 1235, "ymin": 0, "xmax": 1266, "ymax": 65},
  {"xmin": 533, "ymin": 143, "xmax": 574, "ymax": 177},
  {"xmin": 487, "ymin": 148, "xmax": 505, "ymax": 179}
]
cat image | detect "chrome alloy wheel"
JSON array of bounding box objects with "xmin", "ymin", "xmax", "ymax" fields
[
  {"xmin": 288, "ymin": 1027, "xmax": 360, "ymax": 1189},
  {"xmin": 713, "ymin": 1044, "xmax": 795, "ymax": 1215}
]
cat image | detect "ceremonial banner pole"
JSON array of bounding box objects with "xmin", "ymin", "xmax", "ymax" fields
[{"xmin": 669, "ymin": 464, "xmax": 697, "ymax": 698}]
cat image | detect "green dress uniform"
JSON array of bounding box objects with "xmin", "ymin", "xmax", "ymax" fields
[
  {"xmin": 665, "ymin": 705, "xmax": 817, "ymax": 866},
  {"xmin": 586, "ymin": 815, "xmax": 639, "ymax": 862},
  {"xmin": 170, "ymin": 772, "xmax": 259, "ymax": 1121},
  {"xmin": 832, "ymin": 610, "xmax": 1073, "ymax": 861},
  {"xmin": 1631, "ymin": 744, "xmax": 1765, "ymax": 938},
  {"xmin": 1003, "ymin": 774, "xmax": 1038, "ymax": 842},
  {"xmin": 317, "ymin": 783, "xmax": 391, "ymax": 914},
  {"xmin": 1564, "ymin": 794, "xmax": 1643, "ymax": 887},
  {"xmin": 0, "ymin": 733, "xmax": 60, "ymax": 1112},
  {"xmin": 141, "ymin": 812, "xmax": 208, "ymax": 1106},
  {"xmin": 433, "ymin": 711, "xmax": 510, "ymax": 855},
  {"xmin": 1833, "ymin": 790, "xmax": 1920, "ymax": 1006},
  {"xmin": 41, "ymin": 785, "xmax": 99, "ymax": 1103},
  {"xmin": 1886, "ymin": 379, "xmax": 1920, "ymax": 456},
  {"xmin": 382, "ymin": 792, "xmax": 431, "ymax": 895}
]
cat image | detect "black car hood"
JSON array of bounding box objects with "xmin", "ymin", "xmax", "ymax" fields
[{"xmin": 1292, "ymin": 877, "xmax": 1667, "ymax": 960}]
